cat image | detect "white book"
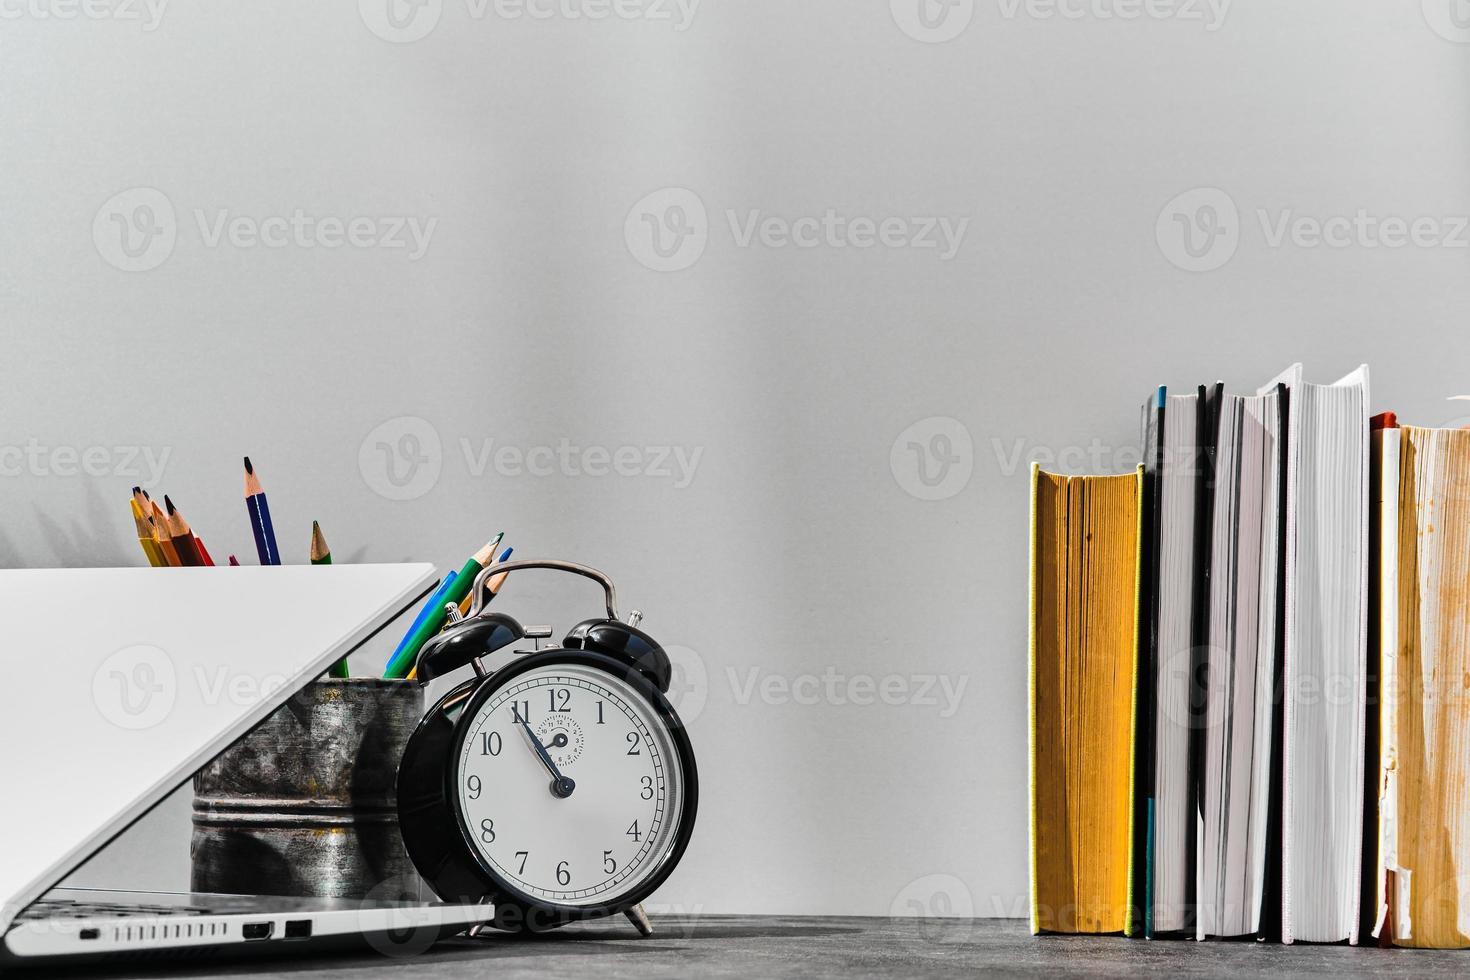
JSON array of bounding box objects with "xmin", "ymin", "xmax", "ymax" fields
[
  {"xmin": 1196, "ymin": 381, "xmax": 1285, "ymax": 940},
  {"xmin": 1277, "ymin": 364, "xmax": 1371, "ymax": 945},
  {"xmin": 1140, "ymin": 386, "xmax": 1211, "ymax": 935}
]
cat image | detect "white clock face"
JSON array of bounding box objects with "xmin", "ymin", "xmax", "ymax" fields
[{"xmin": 455, "ymin": 662, "xmax": 686, "ymax": 906}]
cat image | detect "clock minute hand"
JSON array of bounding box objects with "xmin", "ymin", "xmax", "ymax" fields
[{"xmin": 518, "ymin": 715, "xmax": 575, "ymax": 799}]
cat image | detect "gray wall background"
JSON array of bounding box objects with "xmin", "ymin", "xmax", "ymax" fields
[{"xmin": 4, "ymin": 0, "xmax": 1470, "ymax": 917}]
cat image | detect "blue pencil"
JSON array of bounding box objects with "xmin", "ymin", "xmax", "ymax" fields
[
  {"xmin": 384, "ymin": 570, "xmax": 458, "ymax": 679},
  {"xmin": 242, "ymin": 457, "xmax": 280, "ymax": 565}
]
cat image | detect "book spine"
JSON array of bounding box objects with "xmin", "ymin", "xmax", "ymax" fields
[
  {"xmin": 1028, "ymin": 461, "xmax": 1042, "ymax": 936},
  {"xmin": 1347, "ymin": 371, "xmax": 1371, "ymax": 946},
  {"xmin": 1124, "ymin": 464, "xmax": 1145, "ymax": 938},
  {"xmin": 1188, "ymin": 383, "xmax": 1221, "ymax": 938},
  {"xmin": 1279, "ymin": 381, "xmax": 1300, "ymax": 945}
]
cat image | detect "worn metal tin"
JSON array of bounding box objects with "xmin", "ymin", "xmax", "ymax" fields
[{"xmin": 191, "ymin": 678, "xmax": 424, "ymax": 900}]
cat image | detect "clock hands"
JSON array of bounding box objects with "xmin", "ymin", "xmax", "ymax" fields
[
  {"xmin": 542, "ymin": 733, "xmax": 569, "ymax": 749},
  {"xmin": 516, "ymin": 715, "xmax": 575, "ymax": 799}
]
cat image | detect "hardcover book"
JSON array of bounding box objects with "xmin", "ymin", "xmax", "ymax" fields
[
  {"xmin": 1029, "ymin": 463, "xmax": 1144, "ymax": 935},
  {"xmin": 1374, "ymin": 421, "xmax": 1470, "ymax": 948},
  {"xmin": 1138, "ymin": 384, "xmax": 1220, "ymax": 937}
]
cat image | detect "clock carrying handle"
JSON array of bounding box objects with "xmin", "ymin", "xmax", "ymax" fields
[
  {"xmin": 429, "ymin": 557, "xmax": 671, "ymax": 694},
  {"xmin": 462, "ymin": 558, "xmax": 620, "ymax": 622}
]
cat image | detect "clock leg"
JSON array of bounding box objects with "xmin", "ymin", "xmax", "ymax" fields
[{"xmin": 625, "ymin": 904, "xmax": 654, "ymax": 937}]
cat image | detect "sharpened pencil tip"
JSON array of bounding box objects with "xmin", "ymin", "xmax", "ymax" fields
[
  {"xmin": 309, "ymin": 521, "xmax": 331, "ymax": 564},
  {"xmin": 472, "ymin": 532, "xmax": 504, "ymax": 566},
  {"xmin": 243, "ymin": 456, "xmax": 254, "ymax": 474},
  {"xmin": 132, "ymin": 485, "xmax": 141, "ymax": 495},
  {"xmin": 164, "ymin": 495, "xmax": 177, "ymax": 515}
]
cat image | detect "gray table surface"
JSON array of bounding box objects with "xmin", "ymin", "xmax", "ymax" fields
[{"xmin": 27, "ymin": 916, "xmax": 1470, "ymax": 978}]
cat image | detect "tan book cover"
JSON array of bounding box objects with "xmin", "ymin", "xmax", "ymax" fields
[{"xmin": 1377, "ymin": 424, "xmax": 1470, "ymax": 948}]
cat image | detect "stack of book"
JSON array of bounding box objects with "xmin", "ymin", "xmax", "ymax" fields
[{"xmin": 1028, "ymin": 363, "xmax": 1470, "ymax": 948}]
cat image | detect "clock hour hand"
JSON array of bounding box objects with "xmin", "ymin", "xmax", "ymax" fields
[
  {"xmin": 517, "ymin": 715, "xmax": 575, "ymax": 798},
  {"xmin": 542, "ymin": 733, "xmax": 569, "ymax": 749}
]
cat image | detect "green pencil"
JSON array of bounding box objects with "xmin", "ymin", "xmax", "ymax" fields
[
  {"xmin": 312, "ymin": 521, "xmax": 350, "ymax": 679},
  {"xmin": 384, "ymin": 533, "xmax": 501, "ymax": 680},
  {"xmin": 310, "ymin": 520, "xmax": 332, "ymax": 566}
]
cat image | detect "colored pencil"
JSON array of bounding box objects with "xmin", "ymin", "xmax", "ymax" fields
[
  {"xmin": 310, "ymin": 522, "xmax": 332, "ymax": 565},
  {"xmin": 129, "ymin": 498, "xmax": 165, "ymax": 567},
  {"xmin": 228, "ymin": 555, "xmax": 241, "ymax": 566},
  {"xmin": 456, "ymin": 534, "xmax": 504, "ymax": 613},
  {"xmin": 163, "ymin": 495, "xmax": 206, "ymax": 567},
  {"xmin": 481, "ymin": 531, "xmax": 506, "ymax": 570},
  {"xmin": 413, "ymin": 544, "xmax": 512, "ymax": 682},
  {"xmin": 383, "ymin": 570, "xmax": 458, "ymax": 679},
  {"xmin": 484, "ymin": 546, "xmax": 515, "ymax": 597},
  {"xmin": 131, "ymin": 487, "xmax": 158, "ymax": 559},
  {"xmin": 460, "ymin": 544, "xmax": 513, "ymax": 614},
  {"xmin": 312, "ymin": 521, "xmax": 349, "ymax": 678},
  {"xmin": 243, "ymin": 457, "xmax": 280, "ymax": 565},
  {"xmin": 150, "ymin": 515, "xmax": 180, "ymax": 567},
  {"xmin": 150, "ymin": 498, "xmax": 182, "ymax": 567},
  {"xmin": 196, "ymin": 537, "xmax": 216, "ymax": 567},
  {"xmin": 140, "ymin": 487, "xmax": 165, "ymax": 536},
  {"xmin": 385, "ymin": 537, "xmax": 502, "ymax": 680}
]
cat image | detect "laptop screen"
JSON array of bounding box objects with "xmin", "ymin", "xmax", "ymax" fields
[{"xmin": 0, "ymin": 564, "xmax": 435, "ymax": 933}]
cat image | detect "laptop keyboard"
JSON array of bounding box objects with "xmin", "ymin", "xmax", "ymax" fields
[{"xmin": 16, "ymin": 899, "xmax": 213, "ymax": 922}]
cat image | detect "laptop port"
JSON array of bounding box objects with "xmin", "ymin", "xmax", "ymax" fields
[
  {"xmin": 242, "ymin": 922, "xmax": 274, "ymax": 941},
  {"xmin": 284, "ymin": 920, "xmax": 312, "ymax": 940},
  {"xmin": 78, "ymin": 929, "xmax": 99, "ymax": 941}
]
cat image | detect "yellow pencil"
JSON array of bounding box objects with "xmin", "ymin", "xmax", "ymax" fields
[
  {"xmin": 129, "ymin": 497, "xmax": 165, "ymax": 567},
  {"xmin": 132, "ymin": 486, "xmax": 165, "ymax": 565}
]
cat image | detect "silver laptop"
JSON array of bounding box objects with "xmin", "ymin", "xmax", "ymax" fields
[{"xmin": 0, "ymin": 564, "xmax": 493, "ymax": 966}]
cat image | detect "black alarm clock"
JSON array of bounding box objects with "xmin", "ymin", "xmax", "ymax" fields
[{"xmin": 396, "ymin": 559, "xmax": 698, "ymax": 936}]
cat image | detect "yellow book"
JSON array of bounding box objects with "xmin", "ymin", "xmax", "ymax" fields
[
  {"xmin": 1377, "ymin": 424, "xmax": 1470, "ymax": 948},
  {"xmin": 1029, "ymin": 462, "xmax": 1143, "ymax": 935}
]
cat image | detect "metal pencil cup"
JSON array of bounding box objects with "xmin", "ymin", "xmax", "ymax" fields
[{"xmin": 191, "ymin": 679, "xmax": 424, "ymax": 900}]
